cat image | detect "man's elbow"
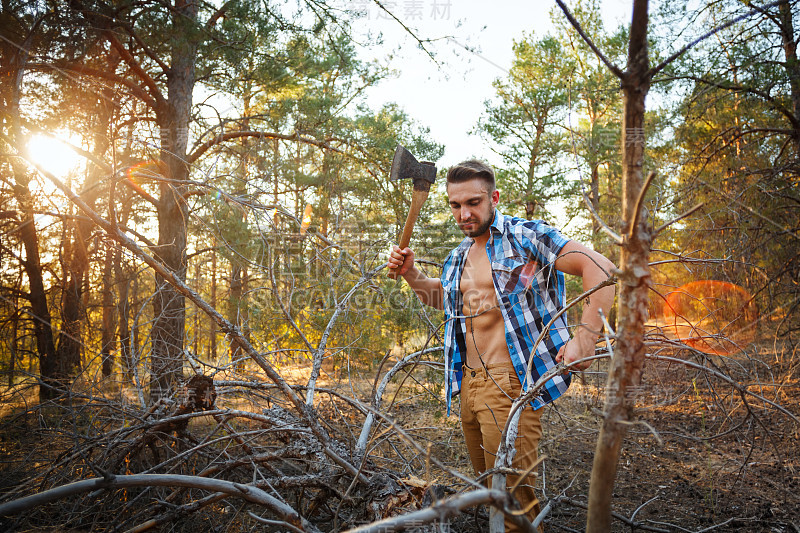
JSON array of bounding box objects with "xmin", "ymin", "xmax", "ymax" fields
[
  {"xmin": 597, "ymin": 255, "xmax": 616, "ymax": 279},
  {"xmin": 584, "ymin": 251, "xmax": 615, "ymax": 280}
]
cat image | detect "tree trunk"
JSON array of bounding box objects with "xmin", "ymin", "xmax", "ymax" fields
[
  {"xmin": 118, "ymin": 273, "xmax": 132, "ymax": 378},
  {"xmin": 8, "ymin": 290, "xmax": 19, "ymax": 388},
  {"xmin": 56, "ymin": 222, "xmax": 89, "ymax": 380},
  {"xmin": 132, "ymin": 274, "xmax": 142, "ymax": 383},
  {"xmin": 101, "ymin": 242, "xmax": 117, "ymax": 377},
  {"xmin": 210, "ymin": 242, "xmax": 217, "ymax": 361},
  {"xmin": 525, "ymin": 122, "xmax": 545, "ymax": 220},
  {"xmin": 586, "ymin": 1, "xmax": 652, "ymax": 531},
  {"xmin": 55, "ymin": 59, "xmax": 117, "ymax": 384},
  {"xmin": 229, "ymin": 95, "xmax": 249, "ymax": 371},
  {"xmin": 149, "ymin": 0, "xmax": 199, "ymax": 400},
  {"xmin": 2, "ymin": 20, "xmax": 59, "ymax": 401},
  {"xmin": 229, "ymin": 264, "xmax": 241, "ymax": 366},
  {"xmin": 112, "ymin": 189, "xmax": 134, "ymax": 380},
  {"xmin": 18, "ymin": 197, "xmax": 58, "ymax": 399},
  {"xmin": 590, "ymin": 161, "xmax": 601, "ymax": 245},
  {"xmin": 193, "ymin": 259, "xmax": 200, "ymax": 357},
  {"xmin": 778, "ymin": 0, "xmax": 800, "ymax": 155}
]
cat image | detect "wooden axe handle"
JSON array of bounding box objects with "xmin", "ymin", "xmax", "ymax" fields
[
  {"xmin": 389, "ymin": 187, "xmax": 430, "ymax": 279},
  {"xmin": 398, "ymin": 187, "xmax": 430, "ymax": 249}
]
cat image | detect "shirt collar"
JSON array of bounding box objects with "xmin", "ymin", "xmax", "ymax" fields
[{"xmin": 489, "ymin": 208, "xmax": 502, "ymax": 233}]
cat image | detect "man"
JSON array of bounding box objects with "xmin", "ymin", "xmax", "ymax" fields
[{"xmin": 387, "ymin": 160, "xmax": 615, "ymax": 531}]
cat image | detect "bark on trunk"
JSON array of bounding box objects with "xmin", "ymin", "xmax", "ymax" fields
[
  {"xmin": 56, "ymin": 223, "xmax": 89, "ymax": 379},
  {"xmin": 2, "ymin": 20, "xmax": 59, "ymax": 401},
  {"xmin": 118, "ymin": 274, "xmax": 132, "ymax": 377},
  {"xmin": 590, "ymin": 162, "xmax": 601, "ymax": 244},
  {"xmin": 210, "ymin": 242, "xmax": 217, "ymax": 361},
  {"xmin": 229, "ymin": 259, "xmax": 244, "ymax": 369},
  {"xmin": 586, "ymin": 1, "xmax": 652, "ymax": 531},
  {"xmin": 18, "ymin": 196, "xmax": 58, "ymax": 399},
  {"xmin": 149, "ymin": 0, "xmax": 199, "ymax": 400},
  {"xmin": 778, "ymin": 0, "xmax": 800, "ymax": 155},
  {"xmin": 8, "ymin": 306, "xmax": 18, "ymax": 388},
  {"xmin": 55, "ymin": 58, "xmax": 117, "ymax": 383},
  {"xmin": 230, "ymin": 99, "xmax": 251, "ymax": 372},
  {"xmin": 101, "ymin": 242, "xmax": 118, "ymax": 377},
  {"xmin": 525, "ymin": 121, "xmax": 545, "ymax": 220}
]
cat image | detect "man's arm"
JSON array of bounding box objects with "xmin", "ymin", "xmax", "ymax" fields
[
  {"xmin": 387, "ymin": 245, "xmax": 444, "ymax": 310},
  {"xmin": 553, "ymin": 240, "xmax": 616, "ymax": 370}
]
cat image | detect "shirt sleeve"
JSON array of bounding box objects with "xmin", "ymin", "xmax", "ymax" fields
[{"xmin": 518, "ymin": 219, "xmax": 570, "ymax": 267}]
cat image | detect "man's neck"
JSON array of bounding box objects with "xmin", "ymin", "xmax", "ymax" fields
[{"xmin": 472, "ymin": 231, "xmax": 490, "ymax": 248}]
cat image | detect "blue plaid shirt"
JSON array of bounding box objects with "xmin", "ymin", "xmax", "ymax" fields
[{"xmin": 440, "ymin": 210, "xmax": 572, "ymax": 413}]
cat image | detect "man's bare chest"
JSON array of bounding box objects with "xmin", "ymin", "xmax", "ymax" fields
[{"xmin": 459, "ymin": 245, "xmax": 498, "ymax": 312}]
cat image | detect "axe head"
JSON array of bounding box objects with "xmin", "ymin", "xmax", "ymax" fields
[{"xmin": 390, "ymin": 145, "xmax": 437, "ymax": 191}]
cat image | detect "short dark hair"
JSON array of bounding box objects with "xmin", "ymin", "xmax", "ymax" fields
[{"xmin": 446, "ymin": 159, "xmax": 496, "ymax": 192}]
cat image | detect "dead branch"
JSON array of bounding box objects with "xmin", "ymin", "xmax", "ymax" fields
[
  {"xmin": 653, "ymin": 202, "xmax": 704, "ymax": 235},
  {"xmin": 554, "ymin": 0, "xmax": 625, "ymax": 78},
  {"xmin": 188, "ymin": 130, "xmax": 344, "ymax": 164},
  {"xmin": 342, "ymin": 488, "xmax": 526, "ymax": 533},
  {"xmin": 649, "ymin": 0, "xmax": 786, "ymax": 77},
  {"xmin": 582, "ymin": 190, "xmax": 624, "ymax": 244},
  {"xmin": 0, "ymin": 474, "xmax": 317, "ymax": 531},
  {"xmin": 558, "ymin": 497, "xmax": 671, "ymax": 533},
  {"xmin": 19, "ymin": 152, "xmax": 368, "ymax": 485},
  {"xmin": 629, "ymin": 170, "xmax": 656, "ymax": 241},
  {"xmin": 306, "ymin": 263, "xmax": 388, "ymax": 405},
  {"xmin": 355, "ymin": 346, "xmax": 444, "ymax": 458}
]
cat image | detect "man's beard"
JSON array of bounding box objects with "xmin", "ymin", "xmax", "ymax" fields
[{"xmin": 459, "ymin": 214, "xmax": 493, "ymax": 238}]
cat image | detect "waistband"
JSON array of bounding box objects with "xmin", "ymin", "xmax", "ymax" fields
[{"xmin": 461, "ymin": 361, "xmax": 516, "ymax": 379}]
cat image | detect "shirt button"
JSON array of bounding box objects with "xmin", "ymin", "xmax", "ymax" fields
[{"xmin": 471, "ymin": 371, "xmax": 476, "ymax": 378}]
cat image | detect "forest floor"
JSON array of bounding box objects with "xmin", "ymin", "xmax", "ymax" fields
[
  {"xmin": 377, "ymin": 339, "xmax": 800, "ymax": 532},
  {"xmin": 534, "ymin": 349, "xmax": 800, "ymax": 532},
  {"xmin": 0, "ymin": 339, "xmax": 798, "ymax": 532}
]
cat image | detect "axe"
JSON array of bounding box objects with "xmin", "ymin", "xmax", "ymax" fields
[{"xmin": 388, "ymin": 144, "xmax": 437, "ymax": 278}]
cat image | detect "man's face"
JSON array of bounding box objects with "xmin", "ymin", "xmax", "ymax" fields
[{"xmin": 447, "ymin": 179, "xmax": 499, "ymax": 238}]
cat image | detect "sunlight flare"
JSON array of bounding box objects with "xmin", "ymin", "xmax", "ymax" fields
[{"xmin": 26, "ymin": 133, "xmax": 84, "ymax": 177}]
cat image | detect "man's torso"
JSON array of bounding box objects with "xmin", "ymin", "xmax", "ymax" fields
[
  {"xmin": 460, "ymin": 241, "xmax": 512, "ymax": 367},
  {"xmin": 441, "ymin": 211, "xmax": 572, "ymax": 410}
]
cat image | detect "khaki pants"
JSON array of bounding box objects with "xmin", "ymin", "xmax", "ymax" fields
[{"xmin": 461, "ymin": 362, "xmax": 544, "ymax": 532}]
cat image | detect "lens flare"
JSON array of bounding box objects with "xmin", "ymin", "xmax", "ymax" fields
[
  {"xmin": 300, "ymin": 204, "xmax": 313, "ymax": 235},
  {"xmin": 662, "ymin": 281, "xmax": 758, "ymax": 355}
]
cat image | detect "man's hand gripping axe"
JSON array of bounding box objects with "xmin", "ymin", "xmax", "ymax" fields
[{"xmin": 388, "ymin": 145, "xmax": 437, "ymax": 279}]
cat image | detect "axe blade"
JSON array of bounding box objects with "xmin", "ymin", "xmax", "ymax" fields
[{"xmin": 390, "ymin": 145, "xmax": 437, "ymax": 189}]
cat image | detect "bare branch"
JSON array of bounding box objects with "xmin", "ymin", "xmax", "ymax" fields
[
  {"xmin": 649, "ymin": 0, "xmax": 785, "ymax": 78},
  {"xmin": 355, "ymin": 346, "xmax": 444, "ymax": 457},
  {"xmin": 370, "ymin": 0, "xmax": 437, "ymax": 64},
  {"xmin": 582, "ymin": 191, "xmax": 623, "ymax": 244},
  {"xmin": 188, "ymin": 130, "xmax": 343, "ymax": 164},
  {"xmin": 343, "ymin": 489, "xmax": 522, "ymax": 533},
  {"xmin": 0, "ymin": 474, "xmax": 311, "ymax": 530},
  {"xmin": 23, "ymin": 62, "xmax": 157, "ymax": 109},
  {"xmin": 654, "ymin": 202, "xmax": 704, "ymax": 236},
  {"xmin": 554, "ymin": 0, "xmax": 624, "ymax": 79},
  {"xmin": 306, "ymin": 263, "xmax": 388, "ymax": 405},
  {"xmin": 698, "ymin": 179, "xmax": 800, "ymax": 241},
  {"xmin": 105, "ymin": 31, "xmax": 167, "ymax": 110}
]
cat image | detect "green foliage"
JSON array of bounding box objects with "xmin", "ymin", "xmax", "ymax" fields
[
  {"xmin": 478, "ymin": 32, "xmax": 576, "ymax": 219},
  {"xmin": 477, "ymin": 0, "xmax": 631, "ymax": 260},
  {"xmin": 654, "ymin": 0, "xmax": 800, "ymax": 327},
  {"xmin": 3, "ymin": 0, "xmax": 799, "ymax": 392}
]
